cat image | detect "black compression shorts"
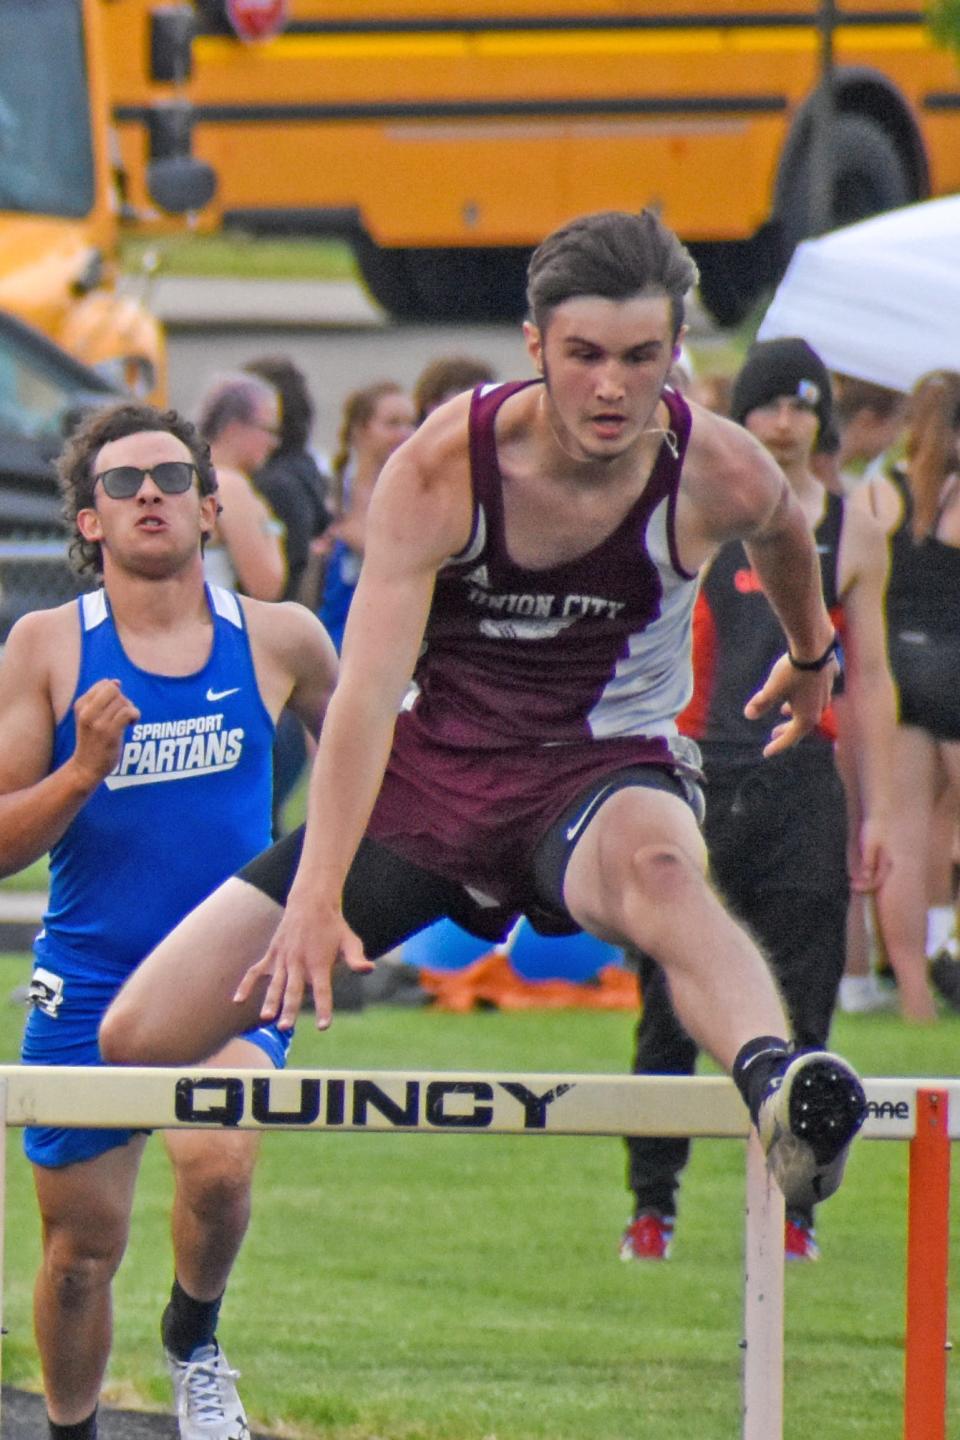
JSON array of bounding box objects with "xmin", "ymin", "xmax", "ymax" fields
[
  {"xmin": 237, "ymin": 762, "xmax": 704, "ymax": 951},
  {"xmin": 889, "ymin": 629, "xmax": 960, "ymax": 741}
]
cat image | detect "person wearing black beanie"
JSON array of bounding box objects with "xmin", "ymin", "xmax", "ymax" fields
[{"xmin": 731, "ymin": 337, "xmax": 839, "ymax": 454}]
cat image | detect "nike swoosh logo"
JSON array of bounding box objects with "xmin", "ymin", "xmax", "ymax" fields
[
  {"xmin": 565, "ymin": 783, "xmax": 617, "ymax": 844},
  {"xmin": 206, "ymin": 686, "xmax": 240, "ymax": 702}
]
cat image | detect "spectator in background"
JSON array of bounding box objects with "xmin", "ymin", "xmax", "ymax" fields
[
  {"xmin": 196, "ymin": 373, "xmax": 286, "ymax": 601},
  {"xmin": 318, "ymin": 381, "xmax": 415, "ymax": 651},
  {"xmin": 833, "ymin": 375, "xmax": 907, "ymax": 493},
  {"xmin": 663, "ymin": 344, "xmax": 734, "ymax": 418},
  {"xmin": 690, "ymin": 371, "xmax": 733, "ymax": 418},
  {"xmin": 917, "ymin": 791, "xmax": 960, "ymax": 993},
  {"xmin": 244, "ymin": 355, "xmax": 331, "ymax": 610},
  {"xmin": 413, "ymin": 355, "xmax": 497, "ymax": 425},
  {"xmin": 243, "ymin": 358, "xmax": 333, "ymax": 830},
  {"xmin": 830, "ymin": 375, "xmax": 907, "ymax": 1011},
  {"xmin": 852, "ymin": 369, "xmax": 960, "ymax": 1020}
]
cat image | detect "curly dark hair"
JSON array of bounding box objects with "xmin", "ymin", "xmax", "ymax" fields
[{"xmin": 58, "ymin": 401, "xmax": 218, "ymax": 579}]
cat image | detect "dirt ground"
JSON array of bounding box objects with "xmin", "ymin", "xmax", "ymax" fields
[{"xmin": 1, "ymin": 1387, "xmax": 274, "ymax": 1439}]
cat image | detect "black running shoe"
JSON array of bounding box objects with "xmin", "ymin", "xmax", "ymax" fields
[{"xmin": 758, "ymin": 1050, "xmax": 867, "ymax": 1212}]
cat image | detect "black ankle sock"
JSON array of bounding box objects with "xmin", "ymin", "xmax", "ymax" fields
[
  {"xmin": 732, "ymin": 1036, "xmax": 791, "ymax": 1125},
  {"xmin": 48, "ymin": 1411, "xmax": 97, "ymax": 1440},
  {"xmin": 161, "ymin": 1277, "xmax": 224, "ymax": 1362}
]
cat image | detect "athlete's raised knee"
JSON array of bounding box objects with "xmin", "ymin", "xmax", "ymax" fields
[
  {"xmin": 625, "ymin": 839, "xmax": 704, "ymax": 904},
  {"xmin": 98, "ymin": 992, "xmax": 154, "ymax": 1065}
]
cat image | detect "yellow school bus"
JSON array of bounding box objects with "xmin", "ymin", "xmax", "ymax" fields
[
  {"xmin": 106, "ymin": 1, "xmax": 960, "ymax": 323},
  {"xmin": 0, "ymin": 0, "xmax": 212, "ymax": 400}
]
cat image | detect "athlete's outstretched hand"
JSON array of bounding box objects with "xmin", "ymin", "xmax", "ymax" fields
[
  {"xmin": 744, "ymin": 652, "xmax": 840, "ymax": 757},
  {"xmin": 72, "ymin": 679, "xmax": 140, "ymax": 785},
  {"xmin": 232, "ymin": 889, "xmax": 374, "ymax": 1031}
]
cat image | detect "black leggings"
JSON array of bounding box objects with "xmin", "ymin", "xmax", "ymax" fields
[{"xmin": 889, "ymin": 630, "xmax": 960, "ymax": 740}]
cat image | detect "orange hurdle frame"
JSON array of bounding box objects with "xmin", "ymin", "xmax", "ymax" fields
[{"xmin": 905, "ymin": 1087, "xmax": 952, "ymax": 1440}]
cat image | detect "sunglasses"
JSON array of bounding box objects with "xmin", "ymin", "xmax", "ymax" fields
[{"xmin": 95, "ymin": 461, "xmax": 198, "ymax": 500}]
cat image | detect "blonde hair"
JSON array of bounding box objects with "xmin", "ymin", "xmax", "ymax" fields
[
  {"xmin": 330, "ymin": 380, "xmax": 403, "ymax": 513},
  {"xmin": 903, "ymin": 370, "xmax": 960, "ymax": 539}
]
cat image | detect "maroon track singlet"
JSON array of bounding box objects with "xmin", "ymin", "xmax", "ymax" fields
[{"xmin": 367, "ymin": 380, "xmax": 702, "ymax": 914}]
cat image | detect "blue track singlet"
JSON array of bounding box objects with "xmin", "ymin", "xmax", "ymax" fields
[
  {"xmin": 23, "ymin": 584, "xmax": 286, "ymax": 1167},
  {"xmin": 37, "ymin": 584, "xmax": 275, "ymax": 976}
]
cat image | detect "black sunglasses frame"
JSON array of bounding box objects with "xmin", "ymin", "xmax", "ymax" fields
[{"xmin": 94, "ymin": 461, "xmax": 199, "ymax": 500}]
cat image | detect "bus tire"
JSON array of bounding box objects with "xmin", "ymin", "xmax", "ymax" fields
[
  {"xmin": 354, "ymin": 238, "xmax": 529, "ymax": 322},
  {"xmin": 775, "ymin": 111, "xmax": 914, "ymax": 263},
  {"xmin": 688, "ymin": 235, "xmax": 779, "ymax": 330},
  {"xmin": 352, "ymin": 235, "xmax": 422, "ymax": 319},
  {"xmin": 404, "ymin": 247, "xmax": 530, "ymax": 322}
]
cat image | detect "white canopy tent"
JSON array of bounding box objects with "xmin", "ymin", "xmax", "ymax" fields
[{"xmin": 757, "ymin": 195, "xmax": 960, "ymax": 393}]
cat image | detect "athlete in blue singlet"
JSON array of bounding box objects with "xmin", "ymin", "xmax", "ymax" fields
[
  {"xmin": 23, "ymin": 581, "xmax": 285, "ymax": 1164},
  {"xmin": 0, "ymin": 402, "xmax": 336, "ymax": 1440},
  {"xmin": 104, "ymin": 213, "xmax": 868, "ymax": 1264}
]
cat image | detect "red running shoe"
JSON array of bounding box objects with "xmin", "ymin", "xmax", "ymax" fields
[
  {"xmin": 784, "ymin": 1216, "xmax": 821, "ymax": 1262},
  {"xmin": 619, "ymin": 1211, "xmax": 674, "ymax": 1261}
]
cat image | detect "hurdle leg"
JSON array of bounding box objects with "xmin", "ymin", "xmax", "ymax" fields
[
  {"xmin": 742, "ymin": 1131, "xmax": 785, "ymax": 1440},
  {"xmin": 904, "ymin": 1087, "xmax": 950, "ymax": 1440}
]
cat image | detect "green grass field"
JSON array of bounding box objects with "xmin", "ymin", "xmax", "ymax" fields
[
  {"xmin": 0, "ymin": 857, "xmax": 48, "ymax": 892},
  {"xmin": 0, "ymin": 955, "xmax": 956, "ymax": 1439},
  {"xmin": 122, "ymin": 233, "xmax": 359, "ymax": 282}
]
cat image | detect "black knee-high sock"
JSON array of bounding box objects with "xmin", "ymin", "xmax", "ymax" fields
[
  {"xmin": 732, "ymin": 1035, "xmax": 791, "ymax": 1125},
  {"xmin": 48, "ymin": 1411, "xmax": 97, "ymax": 1440},
  {"xmin": 162, "ymin": 1277, "xmax": 224, "ymax": 1361}
]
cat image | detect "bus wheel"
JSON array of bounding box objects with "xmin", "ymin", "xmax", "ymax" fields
[
  {"xmin": 354, "ymin": 237, "xmax": 529, "ymax": 321},
  {"xmin": 688, "ymin": 234, "xmax": 779, "ymax": 330},
  {"xmin": 775, "ymin": 112, "xmax": 914, "ymax": 263},
  {"xmin": 352, "ymin": 235, "xmax": 422, "ymax": 319},
  {"xmin": 403, "ymin": 246, "xmax": 530, "ymax": 322}
]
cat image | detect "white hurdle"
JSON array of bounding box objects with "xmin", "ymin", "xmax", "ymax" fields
[{"xmin": 0, "ymin": 1067, "xmax": 954, "ymax": 1439}]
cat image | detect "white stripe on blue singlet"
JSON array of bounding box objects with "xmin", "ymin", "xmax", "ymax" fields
[
  {"xmin": 209, "ymin": 585, "xmax": 243, "ymax": 628},
  {"xmin": 81, "ymin": 590, "xmax": 109, "ymax": 631}
]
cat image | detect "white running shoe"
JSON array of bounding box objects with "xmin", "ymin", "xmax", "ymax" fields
[
  {"xmin": 757, "ymin": 1050, "xmax": 866, "ymax": 1213},
  {"xmin": 167, "ymin": 1342, "xmax": 251, "ymax": 1440},
  {"xmin": 837, "ymin": 974, "xmax": 896, "ymax": 1014}
]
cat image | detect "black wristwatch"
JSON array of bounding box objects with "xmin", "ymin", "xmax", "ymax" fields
[{"xmin": 788, "ymin": 632, "xmax": 841, "ymax": 672}]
